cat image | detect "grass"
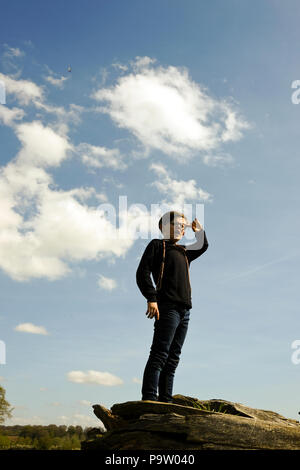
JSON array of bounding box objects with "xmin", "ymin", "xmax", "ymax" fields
[{"xmin": 192, "ymin": 401, "xmax": 228, "ymax": 414}]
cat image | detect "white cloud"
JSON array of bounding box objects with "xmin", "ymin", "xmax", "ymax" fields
[
  {"xmin": 0, "ymin": 161, "xmax": 134, "ymax": 281},
  {"xmin": 0, "ymin": 116, "xmax": 134, "ymax": 281},
  {"xmin": 2, "ymin": 45, "xmax": 25, "ymax": 77},
  {"xmin": 0, "ymin": 105, "xmax": 25, "ymax": 126},
  {"xmin": 0, "ymin": 73, "xmax": 83, "ymax": 127},
  {"xmin": 11, "ymin": 405, "xmax": 28, "ymax": 411},
  {"xmin": 202, "ymin": 153, "xmax": 234, "ymax": 167},
  {"xmin": 5, "ymin": 411, "xmax": 99, "ymax": 427},
  {"xmin": 3, "ymin": 46, "xmax": 24, "ymax": 59},
  {"xmin": 111, "ymin": 62, "xmax": 128, "ymax": 72},
  {"xmin": 132, "ymin": 377, "xmax": 142, "ymax": 384},
  {"xmin": 149, "ymin": 162, "xmax": 213, "ymax": 209},
  {"xmin": 91, "ymin": 67, "xmax": 110, "ymax": 86},
  {"xmin": 57, "ymin": 413, "xmax": 100, "ymax": 428},
  {"xmin": 67, "ymin": 370, "xmax": 123, "ymax": 386},
  {"xmin": 221, "ymin": 108, "xmax": 246, "ymax": 142},
  {"xmin": 78, "ymin": 400, "xmax": 92, "ymax": 406},
  {"xmin": 0, "ymin": 72, "xmax": 44, "ymax": 106},
  {"xmin": 97, "ymin": 274, "xmax": 117, "ymax": 291},
  {"xmin": 0, "ymin": 61, "xmax": 222, "ymax": 283},
  {"xmin": 45, "ymin": 75, "xmax": 68, "ymax": 89},
  {"xmin": 0, "ymin": 69, "xmax": 138, "ymax": 283},
  {"xmin": 14, "ymin": 323, "xmax": 49, "ymax": 335},
  {"xmin": 6, "ymin": 415, "xmax": 45, "ymax": 425},
  {"xmin": 131, "ymin": 56, "xmax": 157, "ymax": 70},
  {"xmin": 77, "ymin": 142, "xmax": 127, "ymax": 170},
  {"xmin": 102, "ymin": 176, "xmax": 124, "ymax": 189},
  {"xmin": 16, "ymin": 120, "xmax": 73, "ymax": 167},
  {"xmin": 92, "ymin": 57, "xmax": 249, "ymax": 160}
]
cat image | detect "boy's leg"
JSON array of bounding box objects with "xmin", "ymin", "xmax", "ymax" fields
[
  {"xmin": 158, "ymin": 309, "xmax": 190, "ymax": 403},
  {"xmin": 141, "ymin": 305, "xmax": 181, "ymax": 401}
]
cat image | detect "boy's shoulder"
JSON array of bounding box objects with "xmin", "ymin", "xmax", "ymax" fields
[
  {"xmin": 148, "ymin": 238, "xmax": 185, "ymax": 247},
  {"xmin": 144, "ymin": 238, "xmax": 164, "ymax": 251},
  {"xmin": 147, "ymin": 238, "xmax": 163, "ymax": 248},
  {"xmin": 146, "ymin": 237, "xmax": 163, "ymax": 243},
  {"xmin": 148, "ymin": 239, "xmax": 186, "ymax": 252}
]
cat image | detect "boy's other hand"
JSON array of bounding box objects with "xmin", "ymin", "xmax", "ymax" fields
[{"xmin": 146, "ymin": 302, "xmax": 159, "ymax": 320}]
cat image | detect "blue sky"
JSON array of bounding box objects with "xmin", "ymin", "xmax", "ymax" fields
[{"xmin": 1, "ymin": 0, "xmax": 300, "ymax": 428}]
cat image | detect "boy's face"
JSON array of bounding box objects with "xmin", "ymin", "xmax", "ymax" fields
[{"xmin": 163, "ymin": 216, "xmax": 186, "ymax": 242}]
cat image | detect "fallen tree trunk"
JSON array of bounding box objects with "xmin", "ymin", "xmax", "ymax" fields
[{"xmin": 81, "ymin": 395, "xmax": 300, "ymax": 450}]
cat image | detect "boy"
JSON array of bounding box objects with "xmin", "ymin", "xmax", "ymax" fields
[{"xmin": 136, "ymin": 210, "xmax": 209, "ymax": 402}]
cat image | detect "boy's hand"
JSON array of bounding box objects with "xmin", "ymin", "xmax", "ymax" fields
[
  {"xmin": 146, "ymin": 302, "xmax": 160, "ymax": 320},
  {"xmin": 192, "ymin": 218, "xmax": 203, "ymax": 232}
]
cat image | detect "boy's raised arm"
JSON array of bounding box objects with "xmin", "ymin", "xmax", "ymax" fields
[{"xmin": 185, "ymin": 229, "xmax": 209, "ymax": 263}]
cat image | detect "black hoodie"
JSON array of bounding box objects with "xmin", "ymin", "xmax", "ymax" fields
[{"xmin": 136, "ymin": 229, "xmax": 209, "ymax": 310}]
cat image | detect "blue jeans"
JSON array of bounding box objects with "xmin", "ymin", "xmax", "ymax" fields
[{"xmin": 141, "ymin": 302, "xmax": 190, "ymax": 403}]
